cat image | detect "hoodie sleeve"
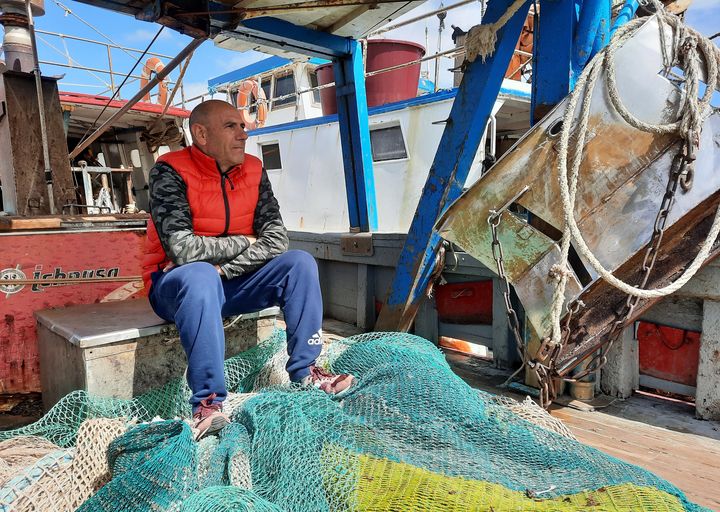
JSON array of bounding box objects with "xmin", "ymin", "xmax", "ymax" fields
[
  {"xmin": 220, "ymin": 168, "xmax": 289, "ymax": 279},
  {"xmin": 149, "ymin": 161, "xmax": 251, "ymax": 265}
]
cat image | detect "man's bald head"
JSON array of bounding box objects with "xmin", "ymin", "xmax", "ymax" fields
[
  {"xmin": 188, "ymin": 99, "xmax": 232, "ymax": 134},
  {"xmin": 188, "ymin": 99, "xmax": 249, "ymax": 172}
]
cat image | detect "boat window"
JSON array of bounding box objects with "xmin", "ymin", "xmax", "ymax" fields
[
  {"xmin": 370, "ymin": 125, "xmax": 408, "ymax": 162},
  {"xmin": 261, "ymin": 143, "xmax": 282, "ymax": 170},
  {"xmin": 260, "ymin": 77, "xmax": 272, "ymax": 102},
  {"xmin": 308, "ymin": 70, "xmax": 321, "ymax": 104},
  {"xmin": 273, "ymin": 72, "xmax": 296, "ymax": 108}
]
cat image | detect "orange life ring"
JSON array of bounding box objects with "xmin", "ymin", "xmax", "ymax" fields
[
  {"xmin": 236, "ymin": 79, "xmax": 268, "ymax": 130},
  {"xmin": 140, "ymin": 57, "xmax": 168, "ymax": 106}
]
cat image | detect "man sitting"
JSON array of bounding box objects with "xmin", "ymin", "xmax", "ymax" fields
[{"xmin": 142, "ymin": 100, "xmax": 354, "ymax": 437}]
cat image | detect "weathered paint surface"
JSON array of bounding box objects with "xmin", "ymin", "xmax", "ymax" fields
[
  {"xmin": 436, "ymin": 19, "xmax": 720, "ymax": 373},
  {"xmin": 697, "ymin": 300, "xmax": 720, "ymax": 420},
  {"xmin": 0, "ymin": 229, "xmax": 146, "ymax": 394}
]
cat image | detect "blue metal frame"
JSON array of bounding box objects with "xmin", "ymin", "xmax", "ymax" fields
[
  {"xmin": 531, "ymin": 0, "xmax": 575, "ymax": 124},
  {"xmin": 333, "ymin": 40, "xmax": 378, "ymax": 232},
  {"xmin": 611, "ymin": 0, "xmax": 640, "ymax": 36},
  {"xmin": 572, "ymin": 0, "xmax": 610, "ymax": 81},
  {"xmin": 228, "ymin": 17, "xmax": 377, "ymax": 231},
  {"xmin": 375, "ymin": 0, "xmax": 532, "ymax": 331}
]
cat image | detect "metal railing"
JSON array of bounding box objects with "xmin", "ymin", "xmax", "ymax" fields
[
  {"xmin": 178, "ymin": 0, "xmax": 532, "ymax": 109},
  {"xmin": 37, "ymin": 29, "xmax": 184, "ymax": 103}
]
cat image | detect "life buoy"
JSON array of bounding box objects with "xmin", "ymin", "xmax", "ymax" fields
[
  {"xmin": 236, "ymin": 79, "xmax": 268, "ymax": 130},
  {"xmin": 141, "ymin": 57, "xmax": 168, "ymax": 106}
]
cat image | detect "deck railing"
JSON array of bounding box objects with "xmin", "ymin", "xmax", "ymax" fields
[{"xmin": 37, "ymin": 29, "xmax": 185, "ymax": 105}]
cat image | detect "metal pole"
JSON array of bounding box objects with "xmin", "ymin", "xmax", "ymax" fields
[
  {"xmin": 69, "ymin": 37, "xmax": 205, "ymax": 161},
  {"xmin": 25, "ymin": 0, "xmax": 55, "ymax": 214},
  {"xmin": 106, "ymin": 44, "xmax": 116, "ymax": 96},
  {"xmin": 369, "ymin": 0, "xmax": 476, "ymax": 36},
  {"xmin": 435, "ymin": 6, "xmax": 447, "ymax": 92}
]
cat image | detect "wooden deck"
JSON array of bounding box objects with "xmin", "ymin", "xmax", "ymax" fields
[
  {"xmin": 551, "ymin": 402, "xmax": 720, "ymax": 511},
  {"xmin": 321, "ymin": 319, "xmax": 720, "ymax": 511},
  {"xmin": 447, "ymin": 352, "xmax": 720, "ymax": 511}
]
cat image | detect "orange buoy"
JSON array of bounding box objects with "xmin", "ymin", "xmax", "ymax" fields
[
  {"xmin": 140, "ymin": 57, "xmax": 168, "ymax": 106},
  {"xmin": 236, "ymin": 79, "xmax": 268, "ymax": 130}
]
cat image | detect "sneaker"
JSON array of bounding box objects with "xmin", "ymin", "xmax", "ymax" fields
[
  {"xmin": 301, "ymin": 366, "xmax": 355, "ymax": 396},
  {"xmin": 192, "ymin": 393, "xmax": 229, "ymax": 439}
]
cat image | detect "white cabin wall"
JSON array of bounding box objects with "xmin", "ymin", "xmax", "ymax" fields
[{"xmin": 248, "ymin": 97, "xmax": 490, "ymax": 233}]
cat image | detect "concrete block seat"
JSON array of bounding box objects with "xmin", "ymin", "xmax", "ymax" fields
[{"xmin": 35, "ymin": 299, "xmax": 279, "ymax": 410}]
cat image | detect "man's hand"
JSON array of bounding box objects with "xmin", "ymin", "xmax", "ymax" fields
[
  {"xmin": 215, "ymin": 265, "xmax": 225, "ymax": 276},
  {"xmin": 246, "ymin": 235, "xmax": 257, "ymax": 244}
]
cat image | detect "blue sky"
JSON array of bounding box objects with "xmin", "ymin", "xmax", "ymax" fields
[{"xmin": 7, "ymin": 0, "xmax": 718, "ymax": 107}]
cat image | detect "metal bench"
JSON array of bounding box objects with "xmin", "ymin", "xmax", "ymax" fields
[{"xmin": 35, "ymin": 299, "xmax": 279, "ymax": 410}]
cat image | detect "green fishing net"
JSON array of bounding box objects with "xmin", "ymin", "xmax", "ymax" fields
[{"xmin": 0, "ymin": 330, "xmax": 710, "ymax": 511}]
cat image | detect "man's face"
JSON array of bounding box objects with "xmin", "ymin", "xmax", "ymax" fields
[{"xmin": 193, "ymin": 103, "xmax": 249, "ymax": 170}]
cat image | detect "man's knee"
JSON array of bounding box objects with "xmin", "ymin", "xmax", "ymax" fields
[
  {"xmin": 278, "ymin": 250, "xmax": 318, "ymax": 277},
  {"xmin": 167, "ymin": 261, "xmax": 223, "ymax": 295}
]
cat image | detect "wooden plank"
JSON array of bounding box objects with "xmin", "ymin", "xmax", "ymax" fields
[
  {"xmin": 554, "ymin": 414, "xmax": 720, "ymax": 510},
  {"xmin": 551, "ymin": 409, "xmax": 720, "ymax": 458},
  {"xmin": 0, "ymin": 214, "xmax": 148, "ymax": 231}
]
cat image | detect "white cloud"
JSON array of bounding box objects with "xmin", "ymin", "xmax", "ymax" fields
[{"xmin": 124, "ymin": 28, "xmax": 175, "ymax": 44}]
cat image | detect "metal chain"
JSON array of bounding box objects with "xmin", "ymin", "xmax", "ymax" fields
[
  {"xmin": 488, "ymin": 208, "xmax": 556, "ymax": 407},
  {"xmin": 569, "ymin": 140, "xmax": 692, "ymax": 381},
  {"xmin": 487, "ymin": 139, "xmax": 693, "ymax": 404},
  {"xmin": 488, "ymin": 213, "xmax": 531, "ymax": 364}
]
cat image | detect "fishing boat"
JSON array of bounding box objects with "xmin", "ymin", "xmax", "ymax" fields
[{"xmin": 0, "ymin": 0, "xmax": 718, "ymax": 509}]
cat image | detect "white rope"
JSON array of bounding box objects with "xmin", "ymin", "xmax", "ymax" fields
[
  {"xmin": 550, "ymin": 0, "xmax": 720, "ymax": 345},
  {"xmin": 464, "ymin": 0, "xmax": 529, "ymax": 63}
]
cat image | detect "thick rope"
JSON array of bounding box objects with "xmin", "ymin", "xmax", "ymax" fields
[
  {"xmin": 464, "ymin": 0, "xmax": 529, "ymax": 63},
  {"xmin": 550, "ymin": 1, "xmax": 720, "ymax": 345}
]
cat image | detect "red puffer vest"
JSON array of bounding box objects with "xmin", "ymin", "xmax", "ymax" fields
[{"xmin": 141, "ymin": 145, "xmax": 262, "ymax": 291}]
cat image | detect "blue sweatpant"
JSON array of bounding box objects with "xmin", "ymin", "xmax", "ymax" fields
[{"xmin": 148, "ymin": 250, "xmax": 323, "ymax": 407}]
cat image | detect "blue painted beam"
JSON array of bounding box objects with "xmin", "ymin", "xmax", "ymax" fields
[
  {"xmin": 611, "ymin": 0, "xmax": 640, "ymax": 36},
  {"xmin": 572, "ymin": 0, "xmax": 610, "ymax": 81},
  {"xmin": 375, "ymin": 0, "xmax": 532, "ymax": 331},
  {"xmin": 333, "ymin": 40, "xmax": 378, "ymax": 232},
  {"xmin": 231, "ymin": 17, "xmax": 353, "ymax": 59},
  {"xmin": 531, "ymin": 0, "xmax": 575, "ymax": 124}
]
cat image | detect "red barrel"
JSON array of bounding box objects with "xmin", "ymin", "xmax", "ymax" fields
[{"xmin": 316, "ymin": 39, "xmax": 426, "ymax": 115}]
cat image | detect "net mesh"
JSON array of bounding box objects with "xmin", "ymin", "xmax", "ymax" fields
[{"xmin": 0, "ymin": 330, "xmax": 709, "ymax": 511}]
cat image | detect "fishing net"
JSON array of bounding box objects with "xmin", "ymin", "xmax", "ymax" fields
[{"xmin": 0, "ymin": 329, "xmax": 710, "ymax": 511}]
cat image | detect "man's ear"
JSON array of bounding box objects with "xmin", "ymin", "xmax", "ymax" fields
[{"xmin": 190, "ymin": 124, "xmax": 206, "ymax": 145}]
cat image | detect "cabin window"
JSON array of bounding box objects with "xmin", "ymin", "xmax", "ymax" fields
[
  {"xmin": 273, "ymin": 72, "xmax": 296, "ymax": 108},
  {"xmin": 260, "ymin": 77, "xmax": 272, "ymax": 101},
  {"xmin": 370, "ymin": 125, "xmax": 408, "ymax": 162},
  {"xmin": 308, "ymin": 70, "xmax": 322, "ymax": 104},
  {"xmin": 261, "ymin": 142, "xmax": 282, "ymax": 170}
]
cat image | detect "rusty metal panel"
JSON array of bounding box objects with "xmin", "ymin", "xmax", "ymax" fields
[
  {"xmin": 436, "ymin": 18, "xmax": 720, "ymax": 375},
  {"xmin": 0, "ymin": 229, "xmax": 146, "ymax": 395},
  {"xmin": 0, "ymin": 71, "xmax": 75, "ymax": 215}
]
